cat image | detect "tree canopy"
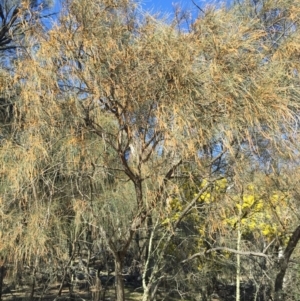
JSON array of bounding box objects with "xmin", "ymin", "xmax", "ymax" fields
[{"xmin": 0, "ymin": 0, "xmax": 300, "ymax": 301}]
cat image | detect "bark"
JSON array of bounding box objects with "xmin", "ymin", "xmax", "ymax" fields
[
  {"xmin": 142, "ymin": 286, "xmax": 151, "ymax": 301},
  {"xmin": 142, "ymin": 218, "xmax": 157, "ymax": 301},
  {"xmin": 0, "ymin": 265, "xmax": 6, "ymax": 301},
  {"xmin": 236, "ymin": 213, "xmax": 241, "ymax": 301},
  {"xmin": 274, "ymin": 225, "xmax": 300, "ymax": 301},
  {"xmin": 30, "ymin": 268, "xmax": 36, "ymax": 299},
  {"xmin": 92, "ymin": 268, "xmax": 102, "ymax": 301},
  {"xmin": 142, "ymin": 282, "xmax": 160, "ymax": 301},
  {"xmin": 57, "ymin": 239, "xmax": 76, "ymax": 297},
  {"xmin": 115, "ymin": 253, "xmax": 125, "ymax": 301}
]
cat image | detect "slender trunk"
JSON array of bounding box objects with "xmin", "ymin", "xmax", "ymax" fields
[
  {"xmin": 85, "ymin": 225, "xmax": 93, "ymax": 292},
  {"xmin": 57, "ymin": 239, "xmax": 76, "ymax": 297},
  {"xmin": 0, "ymin": 265, "xmax": 6, "ymax": 301},
  {"xmin": 274, "ymin": 225, "xmax": 300, "ymax": 301},
  {"xmin": 142, "ymin": 286, "xmax": 151, "ymax": 301},
  {"xmin": 30, "ymin": 268, "xmax": 36, "ymax": 299},
  {"xmin": 142, "ymin": 281, "xmax": 160, "ymax": 301},
  {"xmin": 142, "ymin": 219, "xmax": 159, "ymax": 301},
  {"xmin": 236, "ymin": 197, "xmax": 242, "ymax": 301},
  {"xmin": 92, "ymin": 268, "xmax": 102, "ymax": 301},
  {"xmin": 30, "ymin": 255, "xmax": 40, "ymax": 300},
  {"xmin": 102, "ymin": 259, "xmax": 112, "ymax": 301},
  {"xmin": 115, "ymin": 253, "xmax": 125, "ymax": 301},
  {"xmin": 236, "ymin": 228, "xmax": 241, "ymax": 301}
]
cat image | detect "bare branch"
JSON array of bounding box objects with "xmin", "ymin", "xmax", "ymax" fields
[{"xmin": 182, "ymin": 247, "xmax": 270, "ymax": 263}]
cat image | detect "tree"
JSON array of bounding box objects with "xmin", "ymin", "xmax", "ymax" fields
[
  {"xmin": 0, "ymin": 1, "xmax": 55, "ymax": 299},
  {"xmin": 0, "ymin": 0, "xmax": 300, "ymax": 300}
]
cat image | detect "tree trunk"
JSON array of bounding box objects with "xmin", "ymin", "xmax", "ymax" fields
[
  {"xmin": 115, "ymin": 253, "xmax": 125, "ymax": 301},
  {"xmin": 142, "ymin": 285, "xmax": 151, "ymax": 301},
  {"xmin": 274, "ymin": 225, "xmax": 300, "ymax": 301},
  {"xmin": 30, "ymin": 268, "xmax": 36, "ymax": 300},
  {"xmin": 142, "ymin": 282, "xmax": 160, "ymax": 301},
  {"xmin": 92, "ymin": 268, "xmax": 102, "ymax": 301},
  {"xmin": 236, "ymin": 199, "xmax": 242, "ymax": 301},
  {"xmin": 0, "ymin": 265, "xmax": 6, "ymax": 301}
]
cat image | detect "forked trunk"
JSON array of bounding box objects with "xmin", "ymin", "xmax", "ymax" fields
[{"xmin": 142, "ymin": 282, "xmax": 159, "ymax": 301}]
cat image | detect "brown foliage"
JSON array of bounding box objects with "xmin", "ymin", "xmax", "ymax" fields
[{"xmin": 0, "ymin": 0, "xmax": 300, "ymax": 300}]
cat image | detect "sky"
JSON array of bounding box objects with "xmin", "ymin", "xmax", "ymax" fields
[
  {"xmin": 140, "ymin": 0, "xmax": 196, "ymax": 14},
  {"xmin": 48, "ymin": 0, "xmax": 205, "ymax": 21},
  {"xmin": 45, "ymin": 0, "xmax": 230, "ymax": 29},
  {"xmin": 50, "ymin": 0, "xmax": 193, "ymax": 13}
]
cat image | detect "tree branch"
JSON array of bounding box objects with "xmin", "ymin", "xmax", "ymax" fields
[{"xmin": 182, "ymin": 246, "xmax": 270, "ymax": 263}]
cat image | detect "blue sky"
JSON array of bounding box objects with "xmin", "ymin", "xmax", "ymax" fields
[
  {"xmin": 50, "ymin": 0, "xmax": 191, "ymax": 13},
  {"xmin": 49, "ymin": 0, "xmax": 203, "ymax": 19},
  {"xmin": 46, "ymin": 0, "xmax": 230, "ymax": 28},
  {"xmin": 141, "ymin": 0, "xmax": 195, "ymax": 14}
]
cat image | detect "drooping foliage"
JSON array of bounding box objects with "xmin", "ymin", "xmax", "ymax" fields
[{"xmin": 0, "ymin": 0, "xmax": 300, "ymax": 301}]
